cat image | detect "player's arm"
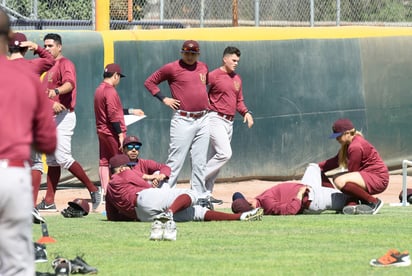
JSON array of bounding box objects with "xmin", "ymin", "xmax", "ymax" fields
[
  {"xmin": 123, "ymin": 108, "xmax": 145, "ymax": 116},
  {"xmin": 144, "ymin": 65, "xmax": 181, "ymax": 110}
]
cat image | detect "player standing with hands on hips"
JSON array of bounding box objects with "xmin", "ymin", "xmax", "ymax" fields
[
  {"xmin": 205, "ymin": 46, "xmax": 254, "ymax": 204},
  {"xmin": 318, "ymin": 118, "xmax": 389, "ymax": 215},
  {"xmin": 144, "ymin": 40, "xmax": 210, "ymax": 198},
  {"xmin": 37, "ymin": 33, "xmax": 101, "ymax": 212},
  {"xmin": 0, "ymin": 9, "xmax": 57, "ymax": 275}
]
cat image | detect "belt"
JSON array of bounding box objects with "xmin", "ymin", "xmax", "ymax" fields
[
  {"xmin": 216, "ymin": 112, "xmax": 234, "ymax": 122},
  {"xmin": 178, "ymin": 110, "xmax": 208, "ymax": 119},
  {"xmin": 0, "ymin": 159, "xmax": 28, "ymax": 168}
]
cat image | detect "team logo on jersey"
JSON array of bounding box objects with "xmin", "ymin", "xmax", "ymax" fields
[
  {"xmin": 234, "ymin": 81, "xmax": 240, "ymax": 92},
  {"xmin": 199, "ymin": 73, "xmax": 206, "ymax": 84}
]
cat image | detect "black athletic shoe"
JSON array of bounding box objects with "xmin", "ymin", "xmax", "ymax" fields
[
  {"xmin": 197, "ymin": 198, "xmax": 214, "ymax": 210},
  {"xmin": 367, "ymin": 198, "xmax": 384, "ymax": 215},
  {"xmin": 34, "ymin": 242, "xmax": 47, "ymax": 263},
  {"xmin": 209, "ymin": 196, "xmax": 223, "ymax": 205},
  {"xmin": 32, "ymin": 208, "xmax": 46, "ymax": 224},
  {"xmin": 70, "ymin": 255, "xmax": 98, "ymax": 274}
]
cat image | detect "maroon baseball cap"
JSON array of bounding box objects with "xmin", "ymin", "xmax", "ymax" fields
[
  {"xmin": 68, "ymin": 198, "xmax": 90, "ymax": 216},
  {"xmin": 104, "ymin": 63, "xmax": 125, "ymax": 78},
  {"xmin": 109, "ymin": 154, "xmax": 130, "ymax": 169},
  {"xmin": 123, "ymin": 136, "xmax": 142, "ymax": 147},
  {"xmin": 181, "ymin": 40, "xmax": 200, "ymax": 54},
  {"xmin": 329, "ymin": 118, "xmax": 355, "ymax": 139},
  {"xmin": 9, "ymin": 32, "xmax": 27, "ymax": 47},
  {"xmin": 231, "ymin": 198, "xmax": 253, "ymax": 214}
]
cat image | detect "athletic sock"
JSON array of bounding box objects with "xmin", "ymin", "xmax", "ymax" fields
[
  {"xmin": 32, "ymin": 170, "xmax": 42, "ymax": 206},
  {"xmin": 341, "ymin": 182, "xmax": 377, "ymax": 204},
  {"xmin": 69, "ymin": 161, "xmax": 98, "ymax": 192},
  {"xmin": 168, "ymin": 194, "xmax": 192, "ymax": 214},
  {"xmin": 204, "ymin": 210, "xmax": 241, "ymax": 221},
  {"xmin": 45, "ymin": 166, "xmax": 60, "ymax": 204},
  {"xmin": 98, "ymin": 166, "xmax": 110, "ymax": 195}
]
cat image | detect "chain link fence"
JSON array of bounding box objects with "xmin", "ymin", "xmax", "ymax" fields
[{"xmin": 3, "ymin": 0, "xmax": 412, "ymax": 31}]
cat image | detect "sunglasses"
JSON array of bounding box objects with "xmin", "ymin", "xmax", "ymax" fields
[
  {"xmin": 182, "ymin": 47, "xmax": 199, "ymax": 52},
  {"xmin": 126, "ymin": 144, "xmax": 141, "ymax": 150}
]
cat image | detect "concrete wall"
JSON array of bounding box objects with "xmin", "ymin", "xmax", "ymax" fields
[{"xmin": 26, "ymin": 27, "xmax": 412, "ymax": 184}]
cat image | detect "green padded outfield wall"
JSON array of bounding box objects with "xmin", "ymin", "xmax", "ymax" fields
[{"xmin": 24, "ymin": 27, "xmax": 412, "ymax": 184}]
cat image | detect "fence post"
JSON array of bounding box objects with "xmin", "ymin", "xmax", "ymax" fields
[
  {"xmin": 95, "ymin": 0, "xmax": 110, "ymax": 31},
  {"xmin": 336, "ymin": 0, "xmax": 340, "ymax": 26},
  {"xmin": 254, "ymin": 0, "xmax": 260, "ymax": 27},
  {"xmin": 232, "ymin": 0, "xmax": 238, "ymax": 27},
  {"xmin": 200, "ymin": 0, "xmax": 205, "ymax": 28},
  {"xmin": 310, "ymin": 0, "xmax": 314, "ymax": 27}
]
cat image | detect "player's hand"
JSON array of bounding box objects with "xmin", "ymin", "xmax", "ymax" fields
[
  {"xmin": 48, "ymin": 89, "xmax": 58, "ymax": 98},
  {"xmin": 163, "ymin": 97, "xmax": 180, "ymax": 110},
  {"xmin": 52, "ymin": 102, "xmax": 66, "ymax": 114},
  {"xmin": 118, "ymin": 133, "xmax": 125, "ymax": 151},
  {"xmin": 19, "ymin": 41, "xmax": 38, "ymax": 51},
  {"xmin": 243, "ymin": 112, "xmax": 254, "ymax": 128},
  {"xmin": 132, "ymin": 109, "xmax": 145, "ymax": 116}
]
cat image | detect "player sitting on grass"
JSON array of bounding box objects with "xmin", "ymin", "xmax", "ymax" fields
[{"xmin": 105, "ymin": 154, "xmax": 263, "ymax": 223}]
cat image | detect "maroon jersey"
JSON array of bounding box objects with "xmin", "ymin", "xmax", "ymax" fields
[
  {"xmin": 255, "ymin": 182, "xmax": 305, "ymax": 215},
  {"xmin": 208, "ymin": 68, "xmax": 248, "ymax": 116},
  {"xmin": 94, "ymin": 82, "xmax": 126, "ymax": 135},
  {"xmin": 0, "ymin": 56, "xmax": 56, "ymax": 160},
  {"xmin": 144, "ymin": 59, "xmax": 209, "ymax": 111},
  {"xmin": 133, "ymin": 158, "xmax": 171, "ymax": 178},
  {"xmin": 43, "ymin": 57, "xmax": 76, "ymax": 110},
  {"xmin": 106, "ymin": 169, "xmax": 151, "ymax": 221},
  {"xmin": 319, "ymin": 135, "xmax": 389, "ymax": 194},
  {"xmin": 9, "ymin": 46, "xmax": 55, "ymax": 76}
]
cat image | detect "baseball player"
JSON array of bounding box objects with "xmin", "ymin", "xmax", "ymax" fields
[
  {"xmin": 205, "ymin": 46, "xmax": 254, "ymax": 204},
  {"xmin": 8, "ymin": 32, "xmax": 55, "ymax": 207},
  {"xmin": 37, "ymin": 33, "xmax": 101, "ymax": 212},
  {"xmin": 231, "ymin": 163, "xmax": 351, "ymax": 215},
  {"xmin": 122, "ymin": 135, "xmax": 171, "ymax": 188},
  {"xmin": 318, "ymin": 118, "xmax": 389, "ymax": 215},
  {"xmin": 94, "ymin": 63, "xmax": 144, "ymax": 200},
  {"xmin": 144, "ymin": 40, "xmax": 210, "ymax": 197},
  {"xmin": 0, "ymin": 9, "xmax": 57, "ymax": 275},
  {"xmin": 105, "ymin": 154, "xmax": 263, "ymax": 222}
]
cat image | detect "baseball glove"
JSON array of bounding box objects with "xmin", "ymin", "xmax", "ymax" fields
[{"xmin": 61, "ymin": 206, "xmax": 86, "ymax": 218}]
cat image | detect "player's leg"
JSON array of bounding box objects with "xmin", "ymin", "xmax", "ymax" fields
[
  {"xmin": 0, "ymin": 166, "xmax": 34, "ymax": 276},
  {"xmin": 301, "ymin": 163, "xmax": 322, "ymax": 188},
  {"xmin": 98, "ymin": 133, "xmax": 120, "ymax": 200},
  {"xmin": 164, "ymin": 114, "xmax": 196, "ymax": 188},
  {"xmin": 205, "ymin": 113, "xmax": 233, "ymax": 195},
  {"xmin": 31, "ymin": 150, "xmax": 44, "ymax": 207},
  {"xmin": 334, "ymin": 172, "xmax": 383, "ymax": 214},
  {"xmin": 189, "ymin": 115, "xmax": 209, "ymax": 196}
]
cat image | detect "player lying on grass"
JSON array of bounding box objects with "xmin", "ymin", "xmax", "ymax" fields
[
  {"xmin": 105, "ymin": 154, "xmax": 263, "ymax": 222},
  {"xmin": 231, "ymin": 163, "xmax": 354, "ymax": 215}
]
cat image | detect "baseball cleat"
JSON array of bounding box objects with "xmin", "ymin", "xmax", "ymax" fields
[
  {"xmin": 163, "ymin": 220, "xmax": 177, "ymax": 241},
  {"xmin": 36, "ymin": 199, "xmax": 58, "ymax": 212},
  {"xmin": 70, "ymin": 255, "xmax": 98, "ymax": 274},
  {"xmin": 370, "ymin": 249, "xmax": 411, "ymax": 267},
  {"xmin": 240, "ymin": 207, "xmax": 264, "ymax": 221},
  {"xmin": 32, "ymin": 208, "xmax": 46, "ymax": 224},
  {"xmin": 52, "ymin": 257, "xmax": 71, "ymax": 276},
  {"xmin": 153, "ymin": 211, "xmax": 173, "ymax": 223},
  {"xmin": 149, "ymin": 220, "xmax": 164, "ymax": 241},
  {"xmin": 209, "ymin": 196, "xmax": 223, "ymax": 205},
  {"xmin": 342, "ymin": 204, "xmax": 373, "ymax": 215},
  {"xmin": 368, "ymin": 198, "xmax": 384, "ymax": 215},
  {"xmin": 34, "ymin": 242, "xmax": 48, "ymax": 263}
]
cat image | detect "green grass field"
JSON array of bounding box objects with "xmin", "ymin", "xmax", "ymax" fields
[{"xmin": 35, "ymin": 205, "xmax": 412, "ymax": 275}]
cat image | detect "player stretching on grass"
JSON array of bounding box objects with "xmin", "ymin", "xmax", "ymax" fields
[
  {"xmin": 106, "ymin": 154, "xmax": 263, "ymax": 240},
  {"xmin": 231, "ymin": 163, "xmax": 350, "ymax": 215},
  {"xmin": 318, "ymin": 118, "xmax": 388, "ymax": 215}
]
